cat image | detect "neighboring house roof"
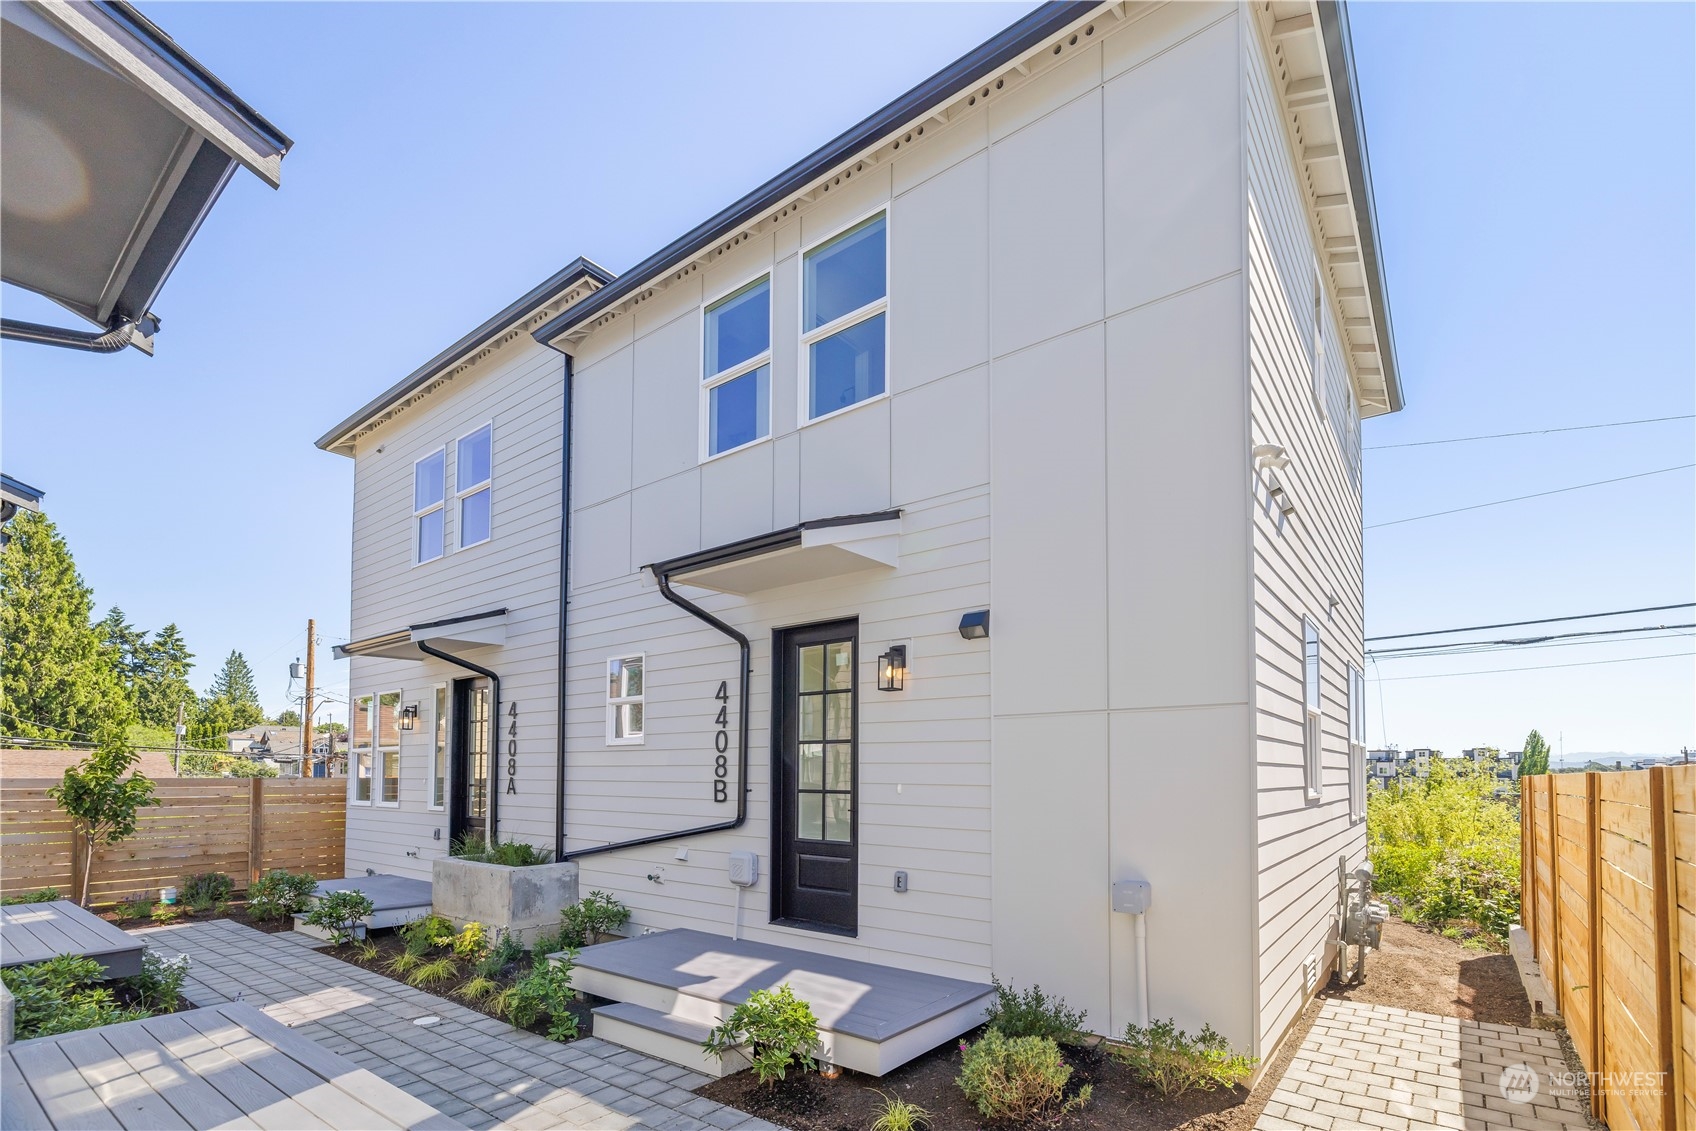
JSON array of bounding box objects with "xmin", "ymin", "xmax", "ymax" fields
[
  {"xmin": 226, "ymin": 727, "xmax": 302, "ymax": 757},
  {"xmin": 1, "ymin": 474, "xmax": 45, "ymax": 512},
  {"xmin": 1, "ymin": 746, "xmax": 176, "ymax": 780},
  {"xmin": 1, "ymin": 1, "xmax": 292, "ymax": 340}
]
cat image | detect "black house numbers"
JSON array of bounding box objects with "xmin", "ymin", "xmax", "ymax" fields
[
  {"xmin": 505, "ymin": 701, "xmax": 517, "ymax": 795},
  {"xmin": 713, "ymin": 680, "xmax": 729, "ymax": 803}
]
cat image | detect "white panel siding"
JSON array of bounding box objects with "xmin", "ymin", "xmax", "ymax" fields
[{"xmin": 1245, "ymin": 11, "xmax": 1369, "ymax": 1061}]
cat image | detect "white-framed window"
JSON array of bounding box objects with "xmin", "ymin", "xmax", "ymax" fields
[
  {"xmin": 350, "ymin": 693, "xmax": 374, "ymax": 803},
  {"xmin": 377, "ymin": 690, "xmax": 401, "ymax": 806},
  {"xmin": 702, "ymin": 275, "xmax": 772, "ymax": 459},
  {"xmin": 606, "ymin": 655, "xmax": 644, "ymax": 745},
  {"xmin": 1347, "ymin": 664, "xmax": 1366, "ymax": 821},
  {"xmin": 456, "ymin": 423, "xmax": 493, "ymax": 549},
  {"xmin": 801, "ymin": 211, "xmax": 887, "ymax": 423},
  {"xmin": 413, "ymin": 449, "xmax": 446, "ymax": 564},
  {"xmin": 429, "ymin": 684, "xmax": 447, "ymax": 811},
  {"xmin": 1303, "ymin": 619, "xmax": 1322, "ymax": 802}
]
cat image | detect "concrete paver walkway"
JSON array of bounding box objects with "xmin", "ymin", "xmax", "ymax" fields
[
  {"xmin": 136, "ymin": 920, "xmax": 779, "ymax": 1131},
  {"xmin": 1256, "ymin": 1000, "xmax": 1589, "ymax": 1131}
]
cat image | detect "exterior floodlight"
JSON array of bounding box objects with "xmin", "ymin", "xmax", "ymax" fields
[
  {"xmin": 877, "ymin": 645, "xmax": 907, "ymax": 692},
  {"xmin": 958, "ymin": 610, "xmax": 990, "ymax": 640}
]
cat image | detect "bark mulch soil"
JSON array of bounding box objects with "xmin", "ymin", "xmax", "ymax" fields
[
  {"xmin": 99, "ymin": 900, "xmax": 299, "ymax": 934},
  {"xmin": 702, "ymin": 916, "xmax": 1534, "ymax": 1131}
]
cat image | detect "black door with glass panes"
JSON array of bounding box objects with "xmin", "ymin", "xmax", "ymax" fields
[
  {"xmin": 772, "ymin": 619, "xmax": 858, "ymax": 934},
  {"xmin": 450, "ymin": 677, "xmax": 490, "ymax": 849}
]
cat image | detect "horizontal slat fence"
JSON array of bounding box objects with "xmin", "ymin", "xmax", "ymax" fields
[
  {"xmin": 1523, "ymin": 765, "xmax": 1693, "ymax": 1129},
  {"xmin": 0, "ymin": 778, "xmax": 345, "ymax": 903}
]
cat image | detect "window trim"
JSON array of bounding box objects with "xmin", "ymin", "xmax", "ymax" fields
[
  {"xmin": 350, "ymin": 693, "xmax": 374, "ymax": 805},
  {"xmin": 376, "ymin": 689, "xmax": 402, "ymax": 808},
  {"xmin": 1303, "ymin": 618, "xmax": 1323, "ymax": 803},
  {"xmin": 699, "ymin": 272, "xmax": 774, "ymax": 463},
  {"xmin": 606, "ymin": 653, "xmax": 645, "ymax": 746},
  {"xmin": 455, "ymin": 422, "xmax": 494, "ymax": 551},
  {"xmin": 1347, "ymin": 663, "xmax": 1366, "ymax": 821},
  {"xmin": 428, "ymin": 683, "xmax": 448, "ymax": 812},
  {"xmin": 798, "ymin": 208, "xmax": 890, "ymax": 429},
  {"xmin": 412, "ymin": 448, "xmax": 447, "ymax": 566}
]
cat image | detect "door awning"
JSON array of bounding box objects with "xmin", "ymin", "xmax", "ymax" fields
[
  {"xmin": 650, "ymin": 511, "xmax": 901, "ymax": 596},
  {"xmin": 334, "ymin": 608, "xmax": 508, "ymax": 661}
]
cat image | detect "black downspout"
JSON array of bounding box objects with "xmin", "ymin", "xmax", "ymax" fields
[
  {"xmin": 560, "ymin": 571, "xmax": 750, "ymax": 860},
  {"xmin": 555, "ymin": 353, "xmax": 572, "ymax": 863},
  {"xmin": 418, "ymin": 641, "xmax": 500, "ymax": 845}
]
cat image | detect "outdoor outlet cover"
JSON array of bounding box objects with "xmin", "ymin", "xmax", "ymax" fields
[
  {"xmin": 675, "ymin": 847, "xmax": 689, "ymax": 862},
  {"xmin": 894, "ymin": 871, "xmax": 909, "ymax": 893}
]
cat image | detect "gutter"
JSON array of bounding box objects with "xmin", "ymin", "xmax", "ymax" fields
[
  {"xmin": 417, "ymin": 641, "xmax": 502, "ymax": 846},
  {"xmin": 0, "ymin": 317, "xmax": 153, "ymax": 355}
]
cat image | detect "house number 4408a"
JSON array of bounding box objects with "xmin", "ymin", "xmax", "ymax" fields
[
  {"xmin": 712, "ymin": 681, "xmax": 729, "ymax": 803},
  {"xmin": 505, "ymin": 702, "xmax": 517, "ymax": 795}
]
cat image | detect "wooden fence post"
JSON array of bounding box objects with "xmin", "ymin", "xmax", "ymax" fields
[
  {"xmin": 1548, "ymin": 775, "xmax": 1562, "ymax": 1004},
  {"xmin": 248, "ymin": 777, "xmax": 264, "ymax": 889},
  {"xmin": 1524, "ymin": 782, "xmax": 1536, "ymax": 959},
  {"xmin": 1587, "ymin": 772, "xmax": 1605, "ymax": 1125},
  {"xmin": 1651, "ymin": 766, "xmax": 1682, "ymax": 1130}
]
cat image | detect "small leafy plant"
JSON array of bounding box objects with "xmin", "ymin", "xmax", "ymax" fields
[
  {"xmin": 386, "ymin": 951, "xmax": 422, "ymax": 976},
  {"xmin": 451, "ymin": 835, "xmax": 553, "ymax": 866},
  {"xmin": 503, "ymin": 952, "xmax": 580, "ymax": 1039},
  {"xmin": 150, "ymin": 903, "xmax": 183, "ymax": 925},
  {"xmin": 352, "ymin": 939, "xmax": 379, "ymax": 963},
  {"xmin": 1, "ymin": 955, "xmax": 148, "ymax": 1040},
  {"xmin": 116, "ymin": 897, "xmax": 154, "ymax": 921},
  {"xmin": 247, "ymin": 869, "xmax": 317, "ymax": 921},
  {"xmin": 702, "ymin": 984, "xmax": 821, "ymax": 1086},
  {"xmin": 870, "ymin": 1092, "xmax": 932, "ymax": 1131},
  {"xmin": 1, "ymin": 887, "xmax": 61, "ymax": 905},
  {"xmin": 305, "ymin": 890, "xmax": 374, "ymax": 945},
  {"xmin": 1115, "ymin": 1018, "xmax": 1257, "ymax": 1097},
  {"xmin": 451, "ymin": 921, "xmax": 488, "ymax": 961},
  {"xmin": 128, "ymin": 951, "xmax": 191, "ymax": 1012},
  {"xmin": 180, "ymin": 872, "xmax": 234, "ymax": 913},
  {"xmin": 561, "ymin": 890, "xmax": 631, "ymax": 947},
  {"xmin": 984, "ymin": 977, "xmax": 1088, "ymax": 1045},
  {"xmin": 399, "ymin": 913, "xmax": 455, "ymax": 955},
  {"xmin": 957, "ymin": 1029, "xmax": 1090, "ymax": 1122},
  {"xmin": 477, "ymin": 933, "xmax": 524, "ymax": 978}
]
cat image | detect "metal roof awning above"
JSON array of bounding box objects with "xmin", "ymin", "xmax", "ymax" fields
[
  {"xmin": 651, "ymin": 511, "xmax": 902, "ymax": 596},
  {"xmin": 334, "ymin": 607, "xmax": 508, "ymax": 661}
]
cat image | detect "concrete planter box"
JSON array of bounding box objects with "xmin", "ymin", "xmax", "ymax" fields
[{"xmin": 432, "ymin": 857, "xmax": 579, "ymax": 947}]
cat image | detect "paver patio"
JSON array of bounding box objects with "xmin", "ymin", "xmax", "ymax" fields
[
  {"xmin": 1255, "ymin": 999, "xmax": 1590, "ymax": 1131},
  {"xmin": 134, "ymin": 920, "xmax": 782, "ymax": 1131}
]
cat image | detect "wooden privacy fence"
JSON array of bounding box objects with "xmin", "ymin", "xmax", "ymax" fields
[
  {"xmin": 1522, "ymin": 765, "xmax": 1696, "ymax": 1130},
  {"xmin": 0, "ymin": 777, "xmax": 345, "ymax": 904}
]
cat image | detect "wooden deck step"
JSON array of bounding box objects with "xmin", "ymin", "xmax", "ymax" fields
[{"xmin": 589, "ymin": 1002, "xmax": 749, "ymax": 1078}]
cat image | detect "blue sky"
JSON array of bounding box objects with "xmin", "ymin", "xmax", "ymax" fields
[{"xmin": 3, "ymin": 3, "xmax": 1691, "ymax": 755}]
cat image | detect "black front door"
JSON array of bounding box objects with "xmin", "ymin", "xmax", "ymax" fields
[
  {"xmin": 450, "ymin": 677, "xmax": 491, "ymax": 849},
  {"xmin": 773, "ymin": 619, "xmax": 858, "ymax": 934}
]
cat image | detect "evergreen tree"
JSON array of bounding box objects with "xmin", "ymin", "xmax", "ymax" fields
[
  {"xmin": 135, "ymin": 623, "xmax": 195, "ymax": 729},
  {"xmin": 187, "ymin": 695, "xmax": 244, "ymax": 750},
  {"xmin": 1521, "ymin": 730, "xmax": 1551, "ymax": 777},
  {"xmin": 0, "ymin": 512, "xmax": 133, "ymax": 739},
  {"xmin": 208, "ymin": 651, "xmax": 264, "ymax": 728},
  {"xmin": 275, "ymin": 709, "xmax": 301, "ymax": 728},
  {"xmin": 97, "ymin": 607, "xmax": 149, "ymax": 691}
]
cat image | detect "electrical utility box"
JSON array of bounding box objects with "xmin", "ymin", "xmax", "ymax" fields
[
  {"xmin": 1111, "ymin": 880, "xmax": 1152, "ymax": 914},
  {"xmin": 728, "ymin": 851, "xmax": 759, "ymax": 888}
]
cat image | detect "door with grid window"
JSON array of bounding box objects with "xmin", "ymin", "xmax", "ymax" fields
[
  {"xmin": 773, "ymin": 620, "xmax": 858, "ymax": 934},
  {"xmin": 450, "ymin": 677, "xmax": 490, "ymax": 849}
]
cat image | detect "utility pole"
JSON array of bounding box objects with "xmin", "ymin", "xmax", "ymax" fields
[{"xmin": 302, "ymin": 619, "xmax": 316, "ymax": 780}]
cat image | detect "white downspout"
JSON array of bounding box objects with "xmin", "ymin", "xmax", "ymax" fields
[{"xmin": 1135, "ymin": 909, "xmax": 1150, "ymax": 1028}]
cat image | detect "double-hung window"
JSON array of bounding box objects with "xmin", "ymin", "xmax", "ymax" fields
[
  {"xmin": 703, "ymin": 277, "xmax": 771, "ymax": 458},
  {"xmin": 1303, "ymin": 619, "xmax": 1323, "ymax": 802},
  {"xmin": 802, "ymin": 212, "xmax": 887, "ymax": 421},
  {"xmin": 607, "ymin": 655, "xmax": 644, "ymax": 745},
  {"xmin": 377, "ymin": 690, "xmax": 401, "ymax": 805},
  {"xmin": 429, "ymin": 685, "xmax": 447, "ymax": 811},
  {"xmin": 457, "ymin": 424, "xmax": 492, "ymax": 548},
  {"xmin": 1347, "ymin": 664, "xmax": 1366, "ymax": 821},
  {"xmin": 351, "ymin": 694, "xmax": 374, "ymax": 803},
  {"xmin": 414, "ymin": 450, "xmax": 446, "ymax": 564}
]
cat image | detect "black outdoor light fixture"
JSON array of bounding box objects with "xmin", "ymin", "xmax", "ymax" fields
[
  {"xmin": 400, "ymin": 703, "xmax": 419, "ymax": 731},
  {"xmin": 877, "ymin": 645, "xmax": 907, "ymax": 692},
  {"xmin": 958, "ymin": 610, "xmax": 990, "ymax": 640}
]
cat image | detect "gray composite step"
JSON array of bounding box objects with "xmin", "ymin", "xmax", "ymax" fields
[
  {"xmin": 592, "ymin": 1001, "xmax": 715, "ymax": 1043},
  {"xmin": 313, "ymin": 874, "xmax": 432, "ymax": 912}
]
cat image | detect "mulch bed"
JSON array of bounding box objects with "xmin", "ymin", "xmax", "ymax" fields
[{"xmin": 98, "ymin": 900, "xmax": 299, "ymax": 934}]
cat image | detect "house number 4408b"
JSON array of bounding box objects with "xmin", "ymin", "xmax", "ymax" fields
[{"xmin": 712, "ymin": 681, "xmax": 729, "ymax": 803}]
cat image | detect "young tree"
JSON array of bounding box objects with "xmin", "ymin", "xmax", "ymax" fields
[
  {"xmin": 208, "ymin": 651, "xmax": 264, "ymax": 729},
  {"xmin": 135, "ymin": 624, "xmax": 195, "ymax": 729},
  {"xmin": 48, "ymin": 730, "xmax": 159, "ymax": 906},
  {"xmin": 1521, "ymin": 730, "xmax": 1551, "ymax": 777},
  {"xmin": 0, "ymin": 512, "xmax": 134, "ymax": 740}
]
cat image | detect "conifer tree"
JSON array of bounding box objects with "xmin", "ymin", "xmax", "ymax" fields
[
  {"xmin": 208, "ymin": 650, "xmax": 264, "ymax": 729},
  {"xmin": 135, "ymin": 623, "xmax": 195, "ymax": 729}
]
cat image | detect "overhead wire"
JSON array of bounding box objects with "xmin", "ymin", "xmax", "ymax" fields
[
  {"xmin": 1366, "ymin": 464, "xmax": 1693, "ymax": 530},
  {"xmin": 1367, "ymin": 602, "xmax": 1695, "ymax": 642},
  {"xmin": 1366, "ymin": 413, "xmax": 1694, "ymax": 450},
  {"xmin": 1367, "ymin": 651, "xmax": 1693, "ymax": 682},
  {"xmin": 1367, "ymin": 623, "xmax": 1696, "ymax": 660}
]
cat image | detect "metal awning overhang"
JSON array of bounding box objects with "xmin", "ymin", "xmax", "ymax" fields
[
  {"xmin": 334, "ymin": 608, "xmax": 508, "ymax": 661},
  {"xmin": 650, "ymin": 511, "xmax": 901, "ymax": 596}
]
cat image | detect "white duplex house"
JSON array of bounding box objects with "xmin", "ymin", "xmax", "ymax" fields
[{"xmin": 318, "ymin": 0, "xmax": 1404, "ymax": 1072}]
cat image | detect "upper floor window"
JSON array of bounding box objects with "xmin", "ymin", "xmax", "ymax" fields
[
  {"xmin": 607, "ymin": 655, "xmax": 644, "ymax": 745},
  {"xmin": 457, "ymin": 424, "xmax": 492, "ymax": 548},
  {"xmin": 703, "ymin": 277, "xmax": 771, "ymax": 458},
  {"xmin": 414, "ymin": 450, "xmax": 446, "ymax": 564},
  {"xmin": 1303, "ymin": 619, "xmax": 1322, "ymax": 802},
  {"xmin": 802, "ymin": 212, "xmax": 887, "ymax": 421}
]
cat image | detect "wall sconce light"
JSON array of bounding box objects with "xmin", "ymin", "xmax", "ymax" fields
[
  {"xmin": 958, "ymin": 610, "xmax": 990, "ymax": 640},
  {"xmin": 877, "ymin": 645, "xmax": 907, "ymax": 692},
  {"xmin": 400, "ymin": 703, "xmax": 419, "ymax": 731}
]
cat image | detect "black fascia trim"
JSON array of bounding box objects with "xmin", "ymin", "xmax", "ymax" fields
[
  {"xmin": 409, "ymin": 607, "xmax": 509, "ymax": 633},
  {"xmin": 531, "ymin": 1, "xmax": 1100, "ymax": 346},
  {"xmin": 112, "ymin": 139, "xmax": 234, "ymax": 325},
  {"xmin": 799, "ymin": 509, "xmax": 902, "ymax": 531},
  {"xmin": 316, "ymin": 257, "xmax": 615, "ymax": 452},
  {"xmin": 647, "ymin": 509, "xmax": 902, "ymax": 580},
  {"xmin": 100, "ymin": 2, "xmax": 294, "ymax": 153},
  {"xmin": 1317, "ymin": 1, "xmax": 1403, "ymax": 413},
  {"xmin": 0, "ymin": 474, "xmax": 45, "ymax": 503}
]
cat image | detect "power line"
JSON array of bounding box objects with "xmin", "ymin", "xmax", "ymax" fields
[
  {"xmin": 1370, "ymin": 630, "xmax": 1695, "ymax": 663},
  {"xmin": 1368, "ymin": 650, "xmax": 1693, "ymax": 682},
  {"xmin": 1367, "ymin": 623, "xmax": 1696, "ymax": 659},
  {"xmin": 1366, "ymin": 413, "xmax": 1694, "ymax": 450},
  {"xmin": 1367, "ymin": 464, "xmax": 1693, "ymax": 530},
  {"xmin": 1367, "ymin": 602, "xmax": 1696, "ymax": 642}
]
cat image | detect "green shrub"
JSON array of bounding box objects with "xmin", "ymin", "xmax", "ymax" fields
[
  {"xmin": 1115, "ymin": 1018, "xmax": 1256, "ymax": 1096},
  {"xmin": 181, "ymin": 872, "xmax": 234, "ymax": 912},
  {"xmin": 450, "ymin": 835, "xmax": 552, "ymax": 866},
  {"xmin": 870, "ymin": 1093, "xmax": 932, "ymax": 1131},
  {"xmin": 477, "ymin": 933, "xmax": 524, "ymax": 978},
  {"xmin": 116, "ymin": 897, "xmax": 154, "ymax": 921},
  {"xmin": 450, "ymin": 921, "xmax": 488, "ymax": 961},
  {"xmin": 150, "ymin": 903, "xmax": 183, "ymax": 925},
  {"xmin": 530, "ymin": 924, "xmax": 567, "ymax": 959},
  {"xmin": 128, "ymin": 951, "xmax": 191, "ymax": 1012},
  {"xmin": 1, "ymin": 955, "xmax": 149, "ymax": 1040},
  {"xmin": 305, "ymin": 890, "xmax": 374, "ymax": 945},
  {"xmin": 247, "ymin": 870, "xmax": 317, "ymax": 921},
  {"xmin": 984, "ymin": 977, "xmax": 1087, "ymax": 1045},
  {"xmin": 561, "ymin": 890, "xmax": 631, "ymax": 947},
  {"xmin": 956, "ymin": 1029, "xmax": 1090, "ymax": 1122},
  {"xmin": 702, "ymin": 984, "xmax": 821, "ymax": 1086},
  {"xmin": 398, "ymin": 913, "xmax": 455, "ymax": 956},
  {"xmin": 1, "ymin": 887, "xmax": 61, "ymax": 905},
  {"xmin": 503, "ymin": 952, "xmax": 579, "ymax": 1039}
]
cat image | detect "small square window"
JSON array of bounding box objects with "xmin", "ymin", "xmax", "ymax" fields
[{"xmin": 607, "ymin": 655, "xmax": 645, "ymax": 745}]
